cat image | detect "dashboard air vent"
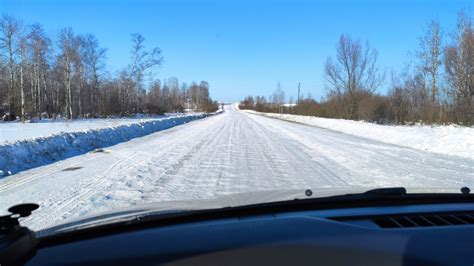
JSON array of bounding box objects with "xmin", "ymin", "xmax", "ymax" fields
[{"xmin": 372, "ymin": 212, "xmax": 474, "ymax": 228}]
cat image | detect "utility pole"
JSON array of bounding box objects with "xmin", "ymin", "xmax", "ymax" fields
[{"xmin": 297, "ymin": 82, "xmax": 301, "ymax": 105}]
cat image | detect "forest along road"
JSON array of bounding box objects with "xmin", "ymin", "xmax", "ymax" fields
[{"xmin": 1, "ymin": 104, "xmax": 473, "ymax": 231}]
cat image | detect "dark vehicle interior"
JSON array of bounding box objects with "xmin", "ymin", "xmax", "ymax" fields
[{"xmin": 2, "ymin": 187, "xmax": 474, "ymax": 265}]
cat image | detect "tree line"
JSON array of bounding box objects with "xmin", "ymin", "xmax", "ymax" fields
[
  {"xmin": 240, "ymin": 10, "xmax": 474, "ymax": 125},
  {"xmin": 0, "ymin": 15, "xmax": 218, "ymax": 121}
]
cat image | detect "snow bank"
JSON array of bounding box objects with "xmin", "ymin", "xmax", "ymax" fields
[
  {"xmin": 244, "ymin": 110, "xmax": 474, "ymax": 160},
  {"xmin": 0, "ymin": 112, "xmax": 221, "ymax": 175},
  {"xmin": 0, "ymin": 117, "xmax": 172, "ymax": 143}
]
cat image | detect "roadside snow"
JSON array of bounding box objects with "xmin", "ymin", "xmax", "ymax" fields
[
  {"xmin": 243, "ymin": 110, "xmax": 474, "ymax": 160},
  {"xmin": 0, "ymin": 117, "xmax": 172, "ymax": 143},
  {"xmin": 0, "ymin": 111, "xmax": 222, "ymax": 175}
]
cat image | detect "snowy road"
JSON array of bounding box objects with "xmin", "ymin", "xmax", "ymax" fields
[{"xmin": 1, "ymin": 105, "xmax": 474, "ymax": 230}]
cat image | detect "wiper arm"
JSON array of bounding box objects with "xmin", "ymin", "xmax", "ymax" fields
[
  {"xmin": 367, "ymin": 186, "xmax": 471, "ymax": 196},
  {"xmin": 323, "ymin": 186, "xmax": 471, "ymax": 202},
  {"xmin": 361, "ymin": 187, "xmax": 407, "ymax": 196}
]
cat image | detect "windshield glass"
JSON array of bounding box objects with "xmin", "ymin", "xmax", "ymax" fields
[{"xmin": 0, "ymin": 0, "xmax": 473, "ymax": 234}]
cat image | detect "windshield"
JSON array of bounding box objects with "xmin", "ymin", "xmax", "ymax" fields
[{"xmin": 0, "ymin": 0, "xmax": 473, "ymax": 234}]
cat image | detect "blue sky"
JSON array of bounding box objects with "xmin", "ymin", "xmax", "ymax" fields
[{"xmin": 1, "ymin": 0, "xmax": 472, "ymax": 102}]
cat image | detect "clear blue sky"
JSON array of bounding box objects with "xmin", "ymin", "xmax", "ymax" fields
[{"xmin": 1, "ymin": 0, "xmax": 472, "ymax": 102}]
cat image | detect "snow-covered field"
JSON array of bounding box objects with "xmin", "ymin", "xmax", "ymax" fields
[
  {"xmin": 0, "ymin": 112, "xmax": 218, "ymax": 175},
  {"xmin": 243, "ymin": 109, "xmax": 474, "ymax": 160},
  {"xmin": 0, "ymin": 105, "xmax": 473, "ymax": 232}
]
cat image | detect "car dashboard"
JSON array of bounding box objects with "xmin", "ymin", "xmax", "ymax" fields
[{"xmin": 27, "ymin": 202, "xmax": 474, "ymax": 265}]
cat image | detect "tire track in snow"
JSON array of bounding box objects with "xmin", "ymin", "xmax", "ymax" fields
[
  {"xmin": 26, "ymin": 153, "xmax": 143, "ymax": 229},
  {"xmin": 0, "ymin": 153, "xmax": 107, "ymax": 192},
  {"xmin": 245, "ymin": 111, "xmax": 474, "ymax": 188},
  {"xmin": 242, "ymin": 112, "xmax": 349, "ymax": 188}
]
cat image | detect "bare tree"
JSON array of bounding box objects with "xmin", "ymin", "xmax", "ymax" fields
[
  {"xmin": 444, "ymin": 11, "xmax": 474, "ymax": 123},
  {"xmin": 129, "ymin": 33, "xmax": 163, "ymax": 111},
  {"xmin": 27, "ymin": 23, "xmax": 51, "ymax": 117},
  {"xmin": 0, "ymin": 14, "xmax": 214, "ymax": 120},
  {"xmin": 271, "ymin": 82, "xmax": 285, "ymax": 113},
  {"xmin": 18, "ymin": 35, "xmax": 27, "ymax": 120},
  {"xmin": 324, "ymin": 34, "xmax": 384, "ymax": 119},
  {"xmin": 75, "ymin": 35, "xmax": 86, "ymax": 116},
  {"xmin": 168, "ymin": 77, "xmax": 183, "ymax": 112},
  {"xmin": 418, "ymin": 20, "xmax": 443, "ymax": 104},
  {"xmin": 57, "ymin": 27, "xmax": 79, "ymax": 118},
  {"xmin": 82, "ymin": 34, "xmax": 106, "ymax": 115},
  {"xmin": 0, "ymin": 15, "xmax": 22, "ymax": 112}
]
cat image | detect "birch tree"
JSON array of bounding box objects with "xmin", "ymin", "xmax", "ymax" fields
[
  {"xmin": 27, "ymin": 24, "xmax": 51, "ymax": 117},
  {"xmin": 19, "ymin": 36, "xmax": 27, "ymax": 120},
  {"xmin": 0, "ymin": 15, "xmax": 21, "ymax": 112},
  {"xmin": 82, "ymin": 34, "xmax": 106, "ymax": 115},
  {"xmin": 418, "ymin": 20, "xmax": 443, "ymax": 104},
  {"xmin": 271, "ymin": 82, "xmax": 285, "ymax": 113},
  {"xmin": 0, "ymin": 14, "xmax": 215, "ymax": 119},
  {"xmin": 57, "ymin": 28, "xmax": 79, "ymax": 118}
]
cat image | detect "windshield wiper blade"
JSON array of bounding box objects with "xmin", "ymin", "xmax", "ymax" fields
[
  {"xmin": 362, "ymin": 187, "xmax": 407, "ymax": 196},
  {"xmin": 362, "ymin": 186, "xmax": 470, "ymax": 196},
  {"xmin": 323, "ymin": 186, "xmax": 473, "ymax": 202}
]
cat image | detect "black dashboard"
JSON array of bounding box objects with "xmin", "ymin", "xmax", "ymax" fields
[{"xmin": 27, "ymin": 203, "xmax": 474, "ymax": 265}]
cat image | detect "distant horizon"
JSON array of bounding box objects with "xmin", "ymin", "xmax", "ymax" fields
[{"xmin": 1, "ymin": 0, "xmax": 473, "ymax": 102}]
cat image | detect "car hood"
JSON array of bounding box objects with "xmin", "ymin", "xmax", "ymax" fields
[{"xmin": 36, "ymin": 186, "xmax": 461, "ymax": 237}]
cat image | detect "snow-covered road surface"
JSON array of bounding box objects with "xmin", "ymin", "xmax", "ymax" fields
[
  {"xmin": 1, "ymin": 105, "xmax": 473, "ymax": 231},
  {"xmin": 243, "ymin": 109, "xmax": 474, "ymax": 160}
]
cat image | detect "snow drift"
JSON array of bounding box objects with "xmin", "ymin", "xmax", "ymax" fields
[
  {"xmin": 243, "ymin": 110, "xmax": 474, "ymax": 160},
  {"xmin": 0, "ymin": 116, "xmax": 170, "ymax": 143},
  {"xmin": 0, "ymin": 111, "xmax": 222, "ymax": 175}
]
